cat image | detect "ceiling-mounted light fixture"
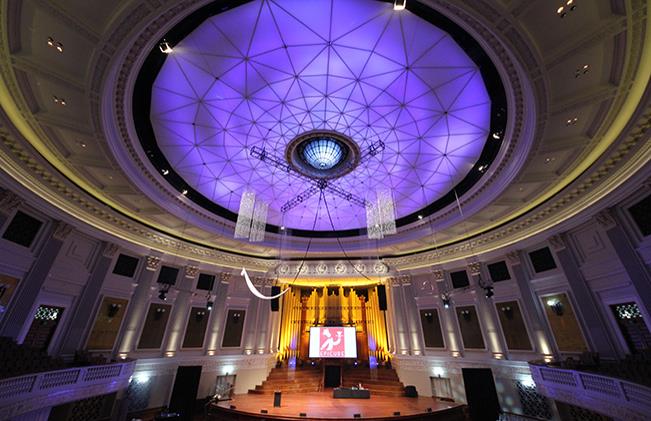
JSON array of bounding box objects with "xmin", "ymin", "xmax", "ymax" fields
[
  {"xmin": 394, "ymin": 0, "xmax": 407, "ymax": 11},
  {"xmin": 159, "ymin": 40, "xmax": 173, "ymax": 54},
  {"xmin": 442, "ymin": 294, "xmax": 451, "ymax": 309}
]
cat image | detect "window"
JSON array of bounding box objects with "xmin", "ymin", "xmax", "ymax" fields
[
  {"xmin": 629, "ymin": 194, "xmax": 651, "ymax": 236},
  {"xmin": 113, "ymin": 254, "xmax": 139, "ymax": 277},
  {"xmin": 157, "ymin": 266, "xmax": 179, "ymax": 285},
  {"xmin": 450, "ymin": 270, "xmax": 469, "ymax": 288},
  {"xmin": 528, "ymin": 247, "xmax": 557, "ymax": 273},
  {"xmin": 196, "ymin": 273, "xmax": 216, "ymax": 291},
  {"xmin": 487, "ymin": 261, "xmax": 510, "ymax": 282},
  {"xmin": 2, "ymin": 211, "xmax": 43, "ymax": 247}
]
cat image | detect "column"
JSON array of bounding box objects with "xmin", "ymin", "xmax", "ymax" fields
[
  {"xmin": 242, "ymin": 277, "xmax": 261, "ymax": 354},
  {"xmin": 255, "ymin": 279, "xmax": 272, "ymax": 354},
  {"xmin": 507, "ymin": 251, "xmax": 556, "ymax": 358},
  {"xmin": 401, "ymin": 278, "xmax": 425, "ymax": 355},
  {"xmin": 205, "ymin": 273, "xmax": 231, "ymax": 353},
  {"xmin": 550, "ymin": 234, "xmax": 618, "ymax": 358},
  {"xmin": 58, "ymin": 242, "xmax": 118, "ymax": 355},
  {"xmin": 435, "ymin": 277, "xmax": 462, "ymax": 356},
  {"xmin": 469, "ymin": 261, "xmax": 507, "ymax": 357},
  {"xmin": 162, "ymin": 264, "xmax": 197, "ymax": 355},
  {"xmin": 0, "ymin": 221, "xmax": 72, "ymax": 340},
  {"xmin": 268, "ymin": 286, "xmax": 282, "ymax": 353},
  {"xmin": 116, "ymin": 255, "xmax": 160, "ymax": 356},
  {"xmin": 389, "ymin": 277, "xmax": 409, "ymax": 354},
  {"xmin": 596, "ymin": 209, "xmax": 651, "ymax": 319}
]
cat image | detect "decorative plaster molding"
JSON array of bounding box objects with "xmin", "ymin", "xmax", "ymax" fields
[
  {"xmin": 468, "ymin": 261, "xmax": 482, "ymax": 276},
  {"xmin": 547, "ymin": 234, "xmax": 566, "ymax": 251},
  {"xmin": 594, "ymin": 209, "xmax": 617, "ymax": 229},
  {"xmin": 0, "ymin": 189, "xmax": 21, "ymax": 214},
  {"xmin": 184, "ymin": 265, "xmax": 199, "ymax": 279},
  {"xmin": 432, "ymin": 269, "xmax": 445, "ymax": 281},
  {"xmin": 102, "ymin": 243, "xmax": 119, "ymax": 258},
  {"xmin": 145, "ymin": 255, "xmax": 161, "ymax": 272},
  {"xmin": 52, "ymin": 221, "xmax": 73, "ymax": 241},
  {"xmin": 506, "ymin": 251, "xmax": 521, "ymax": 265}
]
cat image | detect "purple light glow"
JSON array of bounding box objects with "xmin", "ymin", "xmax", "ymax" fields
[{"xmin": 151, "ymin": 0, "xmax": 491, "ymax": 231}]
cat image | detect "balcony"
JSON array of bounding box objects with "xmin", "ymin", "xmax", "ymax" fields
[
  {"xmin": 0, "ymin": 360, "xmax": 135, "ymax": 419},
  {"xmin": 529, "ymin": 362, "xmax": 651, "ymax": 421}
]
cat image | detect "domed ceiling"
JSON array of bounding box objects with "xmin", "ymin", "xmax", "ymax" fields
[
  {"xmin": 139, "ymin": 0, "xmax": 503, "ymax": 234},
  {"xmin": 1, "ymin": 0, "xmax": 648, "ymax": 269}
]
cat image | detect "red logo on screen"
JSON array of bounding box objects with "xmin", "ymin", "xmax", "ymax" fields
[{"xmin": 319, "ymin": 327, "xmax": 345, "ymax": 357}]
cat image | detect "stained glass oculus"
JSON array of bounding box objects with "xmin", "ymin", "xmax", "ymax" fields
[{"xmin": 301, "ymin": 138, "xmax": 346, "ymax": 170}]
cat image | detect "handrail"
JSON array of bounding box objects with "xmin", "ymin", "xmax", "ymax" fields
[
  {"xmin": 0, "ymin": 361, "xmax": 135, "ymax": 419},
  {"xmin": 529, "ymin": 363, "xmax": 651, "ymax": 421}
]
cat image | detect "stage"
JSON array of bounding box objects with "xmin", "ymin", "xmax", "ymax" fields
[{"xmin": 208, "ymin": 391, "xmax": 466, "ymax": 420}]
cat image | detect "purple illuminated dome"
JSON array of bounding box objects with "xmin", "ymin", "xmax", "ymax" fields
[{"xmin": 150, "ymin": 0, "xmax": 491, "ymax": 232}]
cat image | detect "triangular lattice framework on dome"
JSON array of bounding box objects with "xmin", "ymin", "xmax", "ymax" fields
[{"xmin": 151, "ymin": 0, "xmax": 491, "ymax": 232}]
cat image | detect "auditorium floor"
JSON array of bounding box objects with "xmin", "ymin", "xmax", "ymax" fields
[{"xmin": 210, "ymin": 391, "xmax": 463, "ymax": 420}]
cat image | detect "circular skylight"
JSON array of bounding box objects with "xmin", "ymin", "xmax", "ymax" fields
[
  {"xmin": 301, "ymin": 137, "xmax": 345, "ymax": 170},
  {"xmin": 149, "ymin": 0, "xmax": 492, "ymax": 232}
]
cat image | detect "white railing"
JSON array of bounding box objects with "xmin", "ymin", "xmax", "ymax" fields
[
  {"xmin": 529, "ymin": 363, "xmax": 651, "ymax": 421},
  {"xmin": 0, "ymin": 361, "xmax": 135, "ymax": 419}
]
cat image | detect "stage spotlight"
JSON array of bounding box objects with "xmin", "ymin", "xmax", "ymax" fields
[
  {"xmin": 484, "ymin": 286, "xmax": 494, "ymax": 298},
  {"xmin": 159, "ymin": 39, "xmax": 173, "ymax": 53},
  {"xmin": 206, "ymin": 300, "xmax": 214, "ymax": 311},
  {"xmin": 393, "ymin": 0, "xmax": 406, "ymax": 11},
  {"xmin": 442, "ymin": 295, "xmax": 450, "ymax": 309},
  {"xmin": 158, "ymin": 290, "xmax": 167, "ymax": 300}
]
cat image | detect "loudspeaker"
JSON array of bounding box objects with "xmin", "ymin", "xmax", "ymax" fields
[
  {"xmin": 271, "ymin": 286, "xmax": 280, "ymax": 312},
  {"xmin": 273, "ymin": 391, "xmax": 282, "ymax": 407},
  {"xmin": 377, "ymin": 285, "xmax": 387, "ymax": 311},
  {"xmin": 405, "ymin": 385, "xmax": 418, "ymax": 397}
]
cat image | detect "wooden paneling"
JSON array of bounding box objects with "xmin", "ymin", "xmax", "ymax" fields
[
  {"xmin": 182, "ymin": 307, "xmax": 210, "ymax": 348},
  {"xmin": 0, "ymin": 274, "xmax": 20, "ymax": 310},
  {"xmin": 222, "ymin": 309, "xmax": 245, "ymax": 348},
  {"xmin": 87, "ymin": 297, "xmax": 129, "ymax": 350},
  {"xmin": 420, "ymin": 309, "xmax": 445, "ymax": 348},
  {"xmin": 138, "ymin": 303, "xmax": 171, "ymax": 349},
  {"xmin": 456, "ymin": 305, "xmax": 485, "ymax": 349},
  {"xmin": 495, "ymin": 301, "xmax": 532, "ymax": 350},
  {"xmin": 542, "ymin": 293, "xmax": 587, "ymax": 352}
]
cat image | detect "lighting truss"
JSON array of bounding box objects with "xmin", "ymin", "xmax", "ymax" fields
[{"xmin": 250, "ymin": 139, "xmax": 385, "ymax": 213}]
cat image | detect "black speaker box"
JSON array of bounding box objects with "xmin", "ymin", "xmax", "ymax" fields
[
  {"xmin": 271, "ymin": 286, "xmax": 280, "ymax": 312},
  {"xmin": 377, "ymin": 284, "xmax": 387, "ymax": 311}
]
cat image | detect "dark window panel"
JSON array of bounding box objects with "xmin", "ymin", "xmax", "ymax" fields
[
  {"xmin": 158, "ymin": 266, "xmax": 179, "ymax": 285},
  {"xmin": 629, "ymin": 194, "xmax": 651, "ymax": 236},
  {"xmin": 487, "ymin": 261, "xmax": 511, "ymax": 282},
  {"xmin": 113, "ymin": 254, "xmax": 140, "ymax": 277},
  {"xmin": 2, "ymin": 211, "xmax": 43, "ymax": 247},
  {"xmin": 450, "ymin": 270, "xmax": 470, "ymax": 289},
  {"xmin": 528, "ymin": 247, "xmax": 557, "ymax": 273},
  {"xmin": 196, "ymin": 273, "xmax": 216, "ymax": 291}
]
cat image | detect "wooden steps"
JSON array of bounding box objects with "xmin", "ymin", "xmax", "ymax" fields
[
  {"xmin": 249, "ymin": 365, "xmax": 407, "ymax": 397},
  {"xmin": 342, "ymin": 367, "xmax": 406, "ymax": 397},
  {"xmin": 248, "ymin": 366, "xmax": 322, "ymax": 394}
]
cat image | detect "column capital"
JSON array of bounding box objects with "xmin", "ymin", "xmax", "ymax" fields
[
  {"xmin": 184, "ymin": 265, "xmax": 199, "ymax": 279},
  {"xmin": 219, "ymin": 272, "xmax": 232, "ymax": 284},
  {"xmin": 506, "ymin": 251, "xmax": 521, "ymax": 265},
  {"xmin": 468, "ymin": 261, "xmax": 482, "ymax": 276},
  {"xmin": 0, "ymin": 190, "xmax": 22, "ymax": 214},
  {"xmin": 52, "ymin": 221, "xmax": 73, "ymax": 241},
  {"xmin": 547, "ymin": 234, "xmax": 566, "ymax": 251},
  {"xmin": 432, "ymin": 269, "xmax": 445, "ymax": 281},
  {"xmin": 102, "ymin": 243, "xmax": 119, "ymax": 259},
  {"xmin": 594, "ymin": 209, "xmax": 617, "ymax": 229},
  {"xmin": 145, "ymin": 255, "xmax": 161, "ymax": 272}
]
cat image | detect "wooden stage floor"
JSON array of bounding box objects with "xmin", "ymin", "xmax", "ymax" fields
[{"xmin": 209, "ymin": 392, "xmax": 465, "ymax": 420}]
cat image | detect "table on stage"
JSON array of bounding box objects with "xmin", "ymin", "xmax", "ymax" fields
[{"xmin": 333, "ymin": 387, "xmax": 371, "ymax": 399}]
